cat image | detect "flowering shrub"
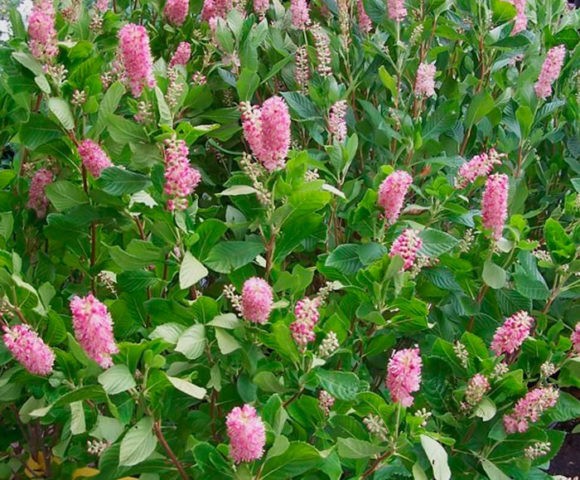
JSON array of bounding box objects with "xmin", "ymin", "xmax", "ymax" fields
[{"xmin": 0, "ymin": 0, "xmax": 579, "ymax": 478}]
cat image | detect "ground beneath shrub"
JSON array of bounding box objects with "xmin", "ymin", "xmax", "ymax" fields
[{"xmin": 549, "ymin": 432, "xmax": 580, "ymax": 477}]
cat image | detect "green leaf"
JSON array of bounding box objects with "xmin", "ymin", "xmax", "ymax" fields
[
  {"xmin": 237, "ymin": 68, "xmax": 260, "ymax": 101},
  {"xmin": 280, "ymin": 92, "xmax": 321, "ymax": 120},
  {"xmin": 205, "ymin": 240, "xmax": 264, "ymax": 273},
  {"xmin": 48, "ymin": 98, "xmax": 74, "ymax": 130},
  {"xmin": 336, "ymin": 437, "xmax": 384, "ymax": 459},
  {"xmin": 420, "ymin": 435, "xmax": 451, "ymax": 480},
  {"xmin": 215, "ymin": 328, "xmax": 241, "ymax": 355},
  {"xmin": 98, "ymin": 167, "xmax": 152, "ymax": 196},
  {"xmin": 70, "ymin": 401, "xmax": 86, "ymax": 435},
  {"xmin": 544, "ymin": 218, "xmax": 575, "ymax": 263},
  {"xmin": 106, "ymin": 114, "xmax": 148, "ymax": 144},
  {"xmin": 154, "ymin": 86, "xmax": 172, "ymax": 126},
  {"xmin": 217, "ymin": 185, "xmax": 258, "ymax": 196},
  {"xmin": 166, "ymin": 375, "xmax": 207, "ymax": 399},
  {"xmin": 12, "ymin": 51, "xmax": 44, "ymax": 76},
  {"xmin": 465, "ymin": 92, "xmax": 495, "ymax": 127},
  {"xmin": 207, "ymin": 313, "xmax": 241, "ymax": 329},
  {"xmin": 378, "ymin": 66, "xmax": 397, "ymax": 97},
  {"xmin": 315, "ymin": 370, "xmax": 362, "ymax": 401},
  {"xmin": 261, "ymin": 442, "xmax": 322, "ymax": 479},
  {"xmin": 175, "ymin": 324, "xmax": 206, "ymax": 359},
  {"xmin": 516, "ymin": 106, "xmax": 533, "ymax": 139},
  {"xmin": 179, "ymin": 252, "xmax": 208, "ymax": 290},
  {"xmin": 481, "ymin": 458, "xmax": 511, "ymax": 480},
  {"xmin": 98, "ymin": 365, "xmax": 136, "ymax": 395},
  {"xmin": 253, "ymin": 371, "xmax": 288, "ymax": 393},
  {"xmin": 474, "ymin": 398, "xmax": 496, "ymax": 422},
  {"xmin": 19, "ymin": 114, "xmax": 62, "ymax": 150},
  {"xmin": 149, "ymin": 323, "xmax": 186, "ymax": 344},
  {"xmin": 91, "ymin": 415, "xmax": 124, "ymax": 443},
  {"xmin": 419, "ymin": 229, "xmax": 460, "ymax": 257},
  {"xmin": 513, "ymin": 251, "xmax": 549, "ymax": 300},
  {"xmin": 119, "ymin": 417, "xmax": 157, "ymax": 467},
  {"xmin": 325, "ymin": 243, "xmax": 386, "ymax": 276},
  {"xmin": 482, "ymin": 260, "xmax": 507, "ymax": 289},
  {"xmin": 45, "ymin": 181, "xmax": 88, "ymax": 211}
]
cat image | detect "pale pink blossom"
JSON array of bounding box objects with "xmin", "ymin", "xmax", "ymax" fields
[
  {"xmin": 387, "ymin": 0, "xmax": 406, "ymax": 22},
  {"xmin": 509, "ymin": 0, "xmax": 527, "ymax": 34},
  {"xmin": 571, "ymin": 323, "xmax": 580, "ymax": 354},
  {"xmin": 70, "ymin": 293, "xmax": 118, "ymax": 368},
  {"xmin": 503, "ymin": 386, "xmax": 559, "ymax": 433},
  {"xmin": 290, "ymin": 297, "xmax": 321, "ymax": 346},
  {"xmin": 201, "ymin": 0, "xmax": 232, "ymax": 22},
  {"xmin": 357, "ymin": 0, "xmax": 372, "ymax": 33},
  {"xmin": 28, "ymin": 0, "xmax": 58, "ymax": 59},
  {"xmin": 169, "ymin": 42, "xmax": 191, "ymax": 68},
  {"xmin": 164, "ymin": 0, "xmax": 189, "ymax": 25},
  {"xmin": 378, "ymin": 170, "xmax": 412, "ymax": 225},
  {"xmin": 290, "ymin": 0, "xmax": 310, "ymax": 29},
  {"xmin": 118, "ymin": 24, "xmax": 156, "ymax": 97},
  {"xmin": 3, "ymin": 324, "xmax": 55, "ymax": 376},
  {"xmin": 534, "ymin": 45, "xmax": 566, "ymax": 99},
  {"xmin": 95, "ymin": 0, "xmax": 109, "ymax": 12},
  {"xmin": 226, "ymin": 404, "xmax": 266, "ymax": 463},
  {"xmin": 482, "ymin": 173, "xmax": 508, "ymax": 240},
  {"xmin": 163, "ymin": 136, "xmax": 201, "ymax": 211},
  {"xmin": 318, "ymin": 390, "xmax": 334, "ymax": 415},
  {"xmin": 77, "ymin": 139, "xmax": 113, "ymax": 178},
  {"xmin": 414, "ymin": 63, "xmax": 436, "ymax": 97},
  {"xmin": 491, "ymin": 311, "xmax": 534, "ymax": 356},
  {"xmin": 390, "ymin": 229, "xmax": 423, "ymax": 271},
  {"xmin": 312, "ymin": 23, "xmax": 331, "ymax": 77},
  {"xmin": 241, "ymin": 277, "xmax": 273, "ymax": 324},
  {"xmin": 386, "ymin": 347, "xmax": 422, "ymax": 407},
  {"xmin": 27, "ymin": 168, "xmax": 53, "ymax": 218},
  {"xmin": 328, "ymin": 101, "xmax": 348, "ymax": 143},
  {"xmin": 465, "ymin": 374, "xmax": 490, "ymax": 406},
  {"xmin": 253, "ymin": 0, "xmax": 269, "ymax": 17},
  {"xmin": 455, "ymin": 149, "xmax": 502, "ymax": 189}
]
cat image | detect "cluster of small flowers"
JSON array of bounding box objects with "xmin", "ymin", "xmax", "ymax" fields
[
  {"xmin": 532, "ymin": 247, "xmax": 552, "ymax": 263},
  {"xmin": 409, "ymin": 255, "xmax": 438, "ymax": 278},
  {"xmin": 540, "ymin": 361, "xmax": 557, "ymax": 379},
  {"xmin": 409, "ymin": 24, "xmax": 424, "ymax": 45},
  {"xmin": 294, "ymin": 46, "xmax": 310, "ymax": 92},
  {"xmin": 453, "ymin": 341, "xmax": 469, "ymax": 368},
  {"xmin": 134, "ymin": 100, "xmax": 153, "ymax": 124},
  {"xmin": 77, "ymin": 139, "xmax": 113, "ymax": 178},
  {"xmin": 28, "ymin": 0, "xmax": 58, "ymax": 60},
  {"xmin": 491, "ymin": 311, "xmax": 534, "ymax": 356},
  {"xmin": 101, "ymin": 53, "xmax": 126, "ymax": 90},
  {"xmin": 70, "ymin": 294, "xmax": 118, "ymax": 368},
  {"xmin": 318, "ymin": 390, "xmax": 335, "ymax": 415},
  {"xmin": 464, "ymin": 374, "xmax": 490, "ymax": 407},
  {"xmin": 357, "ymin": 0, "xmax": 372, "ymax": 33},
  {"xmin": 318, "ymin": 331, "xmax": 339, "ymax": 358},
  {"xmin": 572, "ymin": 323, "xmax": 580, "ymax": 354},
  {"xmin": 166, "ymin": 67, "xmax": 184, "ymax": 110},
  {"xmin": 87, "ymin": 439, "xmax": 109, "ymax": 456},
  {"xmin": 240, "ymin": 277, "xmax": 273, "ymax": 324},
  {"xmin": 239, "ymin": 153, "xmax": 272, "ymax": 207},
  {"xmin": 414, "ymin": 408, "xmax": 432, "ymax": 427},
  {"xmin": 169, "ymin": 42, "xmax": 191, "ymax": 68},
  {"xmin": 97, "ymin": 271, "xmax": 117, "ymax": 296},
  {"xmin": 386, "ymin": 347, "xmax": 422, "ymax": 407},
  {"xmin": 378, "ymin": 170, "xmax": 413, "ymax": 225},
  {"xmin": 118, "ymin": 24, "xmax": 156, "ymax": 97},
  {"xmin": 510, "ymin": 0, "xmax": 527, "ymax": 34},
  {"xmin": 72, "ymin": 89, "xmax": 87, "ymax": 107},
  {"xmin": 201, "ymin": 0, "xmax": 232, "ymax": 24},
  {"xmin": 95, "ymin": 0, "xmax": 108, "ymax": 12},
  {"xmin": 482, "ymin": 173, "xmax": 509, "ymax": 240},
  {"xmin": 224, "ymin": 284, "xmax": 243, "ymax": 315},
  {"xmin": 458, "ymin": 229, "xmax": 475, "ymax": 253},
  {"xmin": 2, "ymin": 324, "xmax": 55, "ymax": 376},
  {"xmin": 304, "ymin": 169, "xmax": 320, "ymax": 182},
  {"xmin": 328, "ymin": 101, "xmax": 348, "ymax": 143},
  {"xmin": 44, "ymin": 63, "xmax": 67, "ymax": 86},
  {"xmin": 524, "ymin": 441, "xmax": 551, "ymax": 461},
  {"xmin": 455, "ymin": 149, "xmax": 503, "ymax": 189},
  {"xmin": 192, "ymin": 72, "xmax": 207, "ymax": 85},
  {"xmin": 387, "ymin": 0, "xmax": 406, "ymax": 22},
  {"xmin": 290, "ymin": 0, "xmax": 310, "ymax": 29},
  {"xmin": 312, "ymin": 24, "xmax": 332, "ymax": 77},
  {"xmin": 27, "ymin": 168, "xmax": 53, "ymax": 218},
  {"xmin": 390, "ymin": 229, "xmax": 423, "ymax": 271},
  {"xmin": 414, "ymin": 63, "xmax": 436, "ymax": 97},
  {"xmin": 163, "ymin": 136, "xmax": 201, "ymax": 211},
  {"xmin": 290, "ymin": 297, "xmax": 321, "ymax": 347},
  {"xmin": 225, "ymin": 404, "xmax": 266, "ymax": 463},
  {"xmin": 503, "ymin": 386, "xmax": 559, "ymax": 434},
  {"xmin": 61, "ymin": 0, "xmax": 80, "ymax": 23},
  {"xmin": 364, "ymin": 414, "xmax": 388, "ymax": 441},
  {"xmin": 534, "ymin": 45, "xmax": 566, "ymax": 99},
  {"xmin": 164, "ymin": 0, "xmax": 189, "ymax": 26},
  {"xmin": 490, "ymin": 361, "xmax": 509, "ymax": 380},
  {"xmin": 337, "ymin": 0, "xmax": 350, "ymax": 49}
]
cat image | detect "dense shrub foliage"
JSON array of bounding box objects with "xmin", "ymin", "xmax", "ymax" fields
[{"xmin": 0, "ymin": 0, "xmax": 579, "ymax": 478}]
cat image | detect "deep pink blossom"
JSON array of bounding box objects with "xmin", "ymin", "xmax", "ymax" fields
[
  {"xmin": 503, "ymin": 386, "xmax": 559, "ymax": 433},
  {"xmin": 27, "ymin": 168, "xmax": 53, "ymax": 218},
  {"xmin": 28, "ymin": 0, "xmax": 58, "ymax": 59},
  {"xmin": 201, "ymin": 0, "xmax": 232, "ymax": 22},
  {"xmin": 290, "ymin": 297, "xmax": 321, "ymax": 346},
  {"xmin": 328, "ymin": 101, "xmax": 347, "ymax": 143},
  {"xmin": 164, "ymin": 136, "xmax": 201, "ymax": 211},
  {"xmin": 386, "ymin": 347, "xmax": 422, "ymax": 407},
  {"xmin": 70, "ymin": 293, "xmax": 118, "ymax": 368},
  {"xmin": 510, "ymin": 0, "xmax": 527, "ymax": 34},
  {"xmin": 3, "ymin": 324, "xmax": 55, "ymax": 376},
  {"xmin": 253, "ymin": 0, "xmax": 269, "ymax": 17},
  {"xmin": 414, "ymin": 63, "xmax": 436, "ymax": 97},
  {"xmin": 118, "ymin": 24, "xmax": 156, "ymax": 97},
  {"xmin": 241, "ymin": 277, "xmax": 273, "ymax": 324},
  {"xmin": 357, "ymin": 0, "xmax": 372, "ymax": 33},
  {"xmin": 169, "ymin": 42, "xmax": 191, "ymax": 68},
  {"xmin": 164, "ymin": 0, "xmax": 189, "ymax": 25},
  {"xmin": 491, "ymin": 311, "xmax": 534, "ymax": 356},
  {"xmin": 482, "ymin": 173, "xmax": 508, "ymax": 240},
  {"xmin": 378, "ymin": 170, "xmax": 412, "ymax": 225},
  {"xmin": 534, "ymin": 45, "xmax": 566, "ymax": 99},
  {"xmin": 77, "ymin": 139, "xmax": 113, "ymax": 178},
  {"xmin": 226, "ymin": 404, "xmax": 266, "ymax": 463},
  {"xmin": 290, "ymin": 0, "xmax": 310, "ymax": 29},
  {"xmin": 572, "ymin": 323, "xmax": 580, "ymax": 354},
  {"xmin": 387, "ymin": 0, "xmax": 406, "ymax": 21},
  {"xmin": 390, "ymin": 229, "xmax": 423, "ymax": 271},
  {"xmin": 455, "ymin": 149, "xmax": 502, "ymax": 189}
]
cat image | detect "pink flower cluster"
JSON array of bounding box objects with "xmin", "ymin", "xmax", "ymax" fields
[
  {"xmin": 534, "ymin": 45, "xmax": 566, "ymax": 99},
  {"xmin": 328, "ymin": 101, "xmax": 348, "ymax": 143},
  {"xmin": 503, "ymin": 386, "xmax": 559, "ymax": 433},
  {"xmin": 386, "ymin": 347, "xmax": 422, "ymax": 407},
  {"xmin": 163, "ymin": 136, "xmax": 202, "ymax": 211},
  {"xmin": 482, "ymin": 173, "xmax": 508, "ymax": 240},
  {"xmin": 95, "ymin": 0, "xmax": 109, "ymax": 12},
  {"xmin": 201, "ymin": 0, "xmax": 232, "ymax": 23},
  {"xmin": 226, "ymin": 404, "xmax": 266, "ymax": 463},
  {"xmin": 491, "ymin": 311, "xmax": 534, "ymax": 356},
  {"xmin": 3, "ymin": 324, "xmax": 55, "ymax": 376},
  {"xmin": 357, "ymin": 0, "xmax": 372, "ymax": 33},
  {"xmin": 28, "ymin": 0, "xmax": 58, "ymax": 60},
  {"xmin": 118, "ymin": 24, "xmax": 156, "ymax": 97},
  {"xmin": 240, "ymin": 96, "xmax": 291, "ymax": 171},
  {"xmin": 455, "ymin": 149, "xmax": 502, "ymax": 189},
  {"xmin": 571, "ymin": 323, "xmax": 580, "ymax": 354},
  {"xmin": 377, "ymin": 170, "xmax": 413, "ymax": 225},
  {"xmin": 241, "ymin": 277, "xmax": 274, "ymax": 324},
  {"xmin": 169, "ymin": 42, "xmax": 191, "ymax": 68},
  {"xmin": 70, "ymin": 293, "xmax": 118, "ymax": 368},
  {"xmin": 290, "ymin": 0, "xmax": 311, "ymax": 29},
  {"xmin": 510, "ymin": 0, "xmax": 527, "ymax": 34},
  {"xmin": 290, "ymin": 297, "xmax": 321, "ymax": 347},
  {"xmin": 387, "ymin": 0, "xmax": 407, "ymax": 22},
  {"xmin": 319, "ymin": 390, "xmax": 335, "ymax": 415},
  {"xmin": 414, "ymin": 63, "xmax": 436, "ymax": 97},
  {"xmin": 253, "ymin": 0, "xmax": 269, "ymax": 17},
  {"xmin": 164, "ymin": 0, "xmax": 189, "ymax": 26},
  {"xmin": 390, "ymin": 229, "xmax": 423, "ymax": 271},
  {"xmin": 77, "ymin": 139, "xmax": 113, "ymax": 178},
  {"xmin": 465, "ymin": 374, "xmax": 490, "ymax": 406},
  {"xmin": 27, "ymin": 168, "xmax": 53, "ymax": 218}
]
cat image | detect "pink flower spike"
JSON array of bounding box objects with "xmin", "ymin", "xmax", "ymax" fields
[
  {"xmin": 386, "ymin": 347, "xmax": 422, "ymax": 407},
  {"xmin": 482, "ymin": 173, "xmax": 508, "ymax": 240},
  {"xmin": 455, "ymin": 149, "xmax": 503, "ymax": 189},
  {"xmin": 387, "ymin": 0, "xmax": 406, "ymax": 22},
  {"xmin": 290, "ymin": 0, "xmax": 311, "ymax": 29},
  {"xmin": 328, "ymin": 101, "xmax": 348, "ymax": 143},
  {"xmin": 241, "ymin": 277, "xmax": 274, "ymax": 324},
  {"xmin": 3, "ymin": 324, "xmax": 55, "ymax": 376},
  {"xmin": 534, "ymin": 45, "xmax": 566, "ymax": 100},
  {"xmin": 503, "ymin": 386, "xmax": 559, "ymax": 434},
  {"xmin": 491, "ymin": 311, "xmax": 534, "ymax": 356},
  {"xmin": 378, "ymin": 170, "xmax": 413, "ymax": 225},
  {"xmin": 290, "ymin": 297, "xmax": 321, "ymax": 347},
  {"xmin": 27, "ymin": 168, "xmax": 53, "ymax": 218},
  {"xmin": 509, "ymin": 0, "xmax": 527, "ymax": 34},
  {"xmin": 95, "ymin": 0, "xmax": 109, "ymax": 12},
  {"xmin": 118, "ymin": 24, "xmax": 156, "ymax": 97},
  {"xmin": 164, "ymin": 0, "xmax": 189, "ymax": 25},
  {"xmin": 163, "ymin": 136, "xmax": 201, "ymax": 211},
  {"xmin": 28, "ymin": 0, "xmax": 58, "ymax": 60},
  {"xmin": 226, "ymin": 404, "xmax": 266, "ymax": 463},
  {"xmin": 357, "ymin": 0, "xmax": 372, "ymax": 33},
  {"xmin": 389, "ymin": 229, "xmax": 423, "ymax": 271},
  {"xmin": 253, "ymin": 0, "xmax": 269, "ymax": 17},
  {"xmin": 414, "ymin": 63, "xmax": 436, "ymax": 97},
  {"xmin": 169, "ymin": 42, "xmax": 191, "ymax": 68},
  {"xmin": 70, "ymin": 293, "xmax": 118, "ymax": 368},
  {"xmin": 77, "ymin": 139, "xmax": 113, "ymax": 178},
  {"xmin": 572, "ymin": 323, "xmax": 580, "ymax": 354}
]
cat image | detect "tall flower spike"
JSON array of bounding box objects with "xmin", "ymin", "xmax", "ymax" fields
[
  {"xmin": 294, "ymin": 46, "xmax": 310, "ymax": 92},
  {"xmin": 491, "ymin": 311, "xmax": 534, "ymax": 356},
  {"xmin": 290, "ymin": 0, "xmax": 310, "ymax": 29},
  {"xmin": 328, "ymin": 101, "xmax": 348, "ymax": 143},
  {"xmin": 241, "ymin": 277, "xmax": 273, "ymax": 324},
  {"xmin": 226, "ymin": 404, "xmax": 266, "ymax": 463},
  {"xmin": 509, "ymin": 0, "xmax": 527, "ymax": 34},
  {"xmin": 572, "ymin": 323, "xmax": 580, "ymax": 355},
  {"xmin": 414, "ymin": 62, "xmax": 436, "ymax": 97},
  {"xmin": 118, "ymin": 24, "xmax": 156, "ymax": 97},
  {"xmin": 386, "ymin": 347, "xmax": 422, "ymax": 407},
  {"xmin": 163, "ymin": 136, "xmax": 201, "ymax": 211},
  {"xmin": 27, "ymin": 168, "xmax": 53, "ymax": 218},
  {"xmin": 503, "ymin": 386, "xmax": 559, "ymax": 434},
  {"xmin": 201, "ymin": 0, "xmax": 232, "ymax": 22},
  {"xmin": 378, "ymin": 170, "xmax": 413, "ymax": 225},
  {"xmin": 28, "ymin": 0, "xmax": 58, "ymax": 59},
  {"xmin": 390, "ymin": 229, "xmax": 423, "ymax": 271},
  {"xmin": 455, "ymin": 149, "xmax": 503, "ymax": 189},
  {"xmin": 357, "ymin": 0, "xmax": 372, "ymax": 33},
  {"xmin": 77, "ymin": 139, "xmax": 113, "ymax": 178},
  {"xmin": 3, "ymin": 324, "xmax": 55, "ymax": 376},
  {"xmin": 169, "ymin": 42, "xmax": 191, "ymax": 68},
  {"xmin": 312, "ymin": 23, "xmax": 332, "ymax": 77},
  {"xmin": 164, "ymin": 0, "xmax": 189, "ymax": 25},
  {"xmin": 534, "ymin": 45, "xmax": 566, "ymax": 100},
  {"xmin": 70, "ymin": 294, "xmax": 118, "ymax": 368},
  {"xmin": 387, "ymin": 0, "xmax": 406, "ymax": 22},
  {"xmin": 290, "ymin": 297, "xmax": 321, "ymax": 347},
  {"xmin": 482, "ymin": 173, "xmax": 508, "ymax": 240}
]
